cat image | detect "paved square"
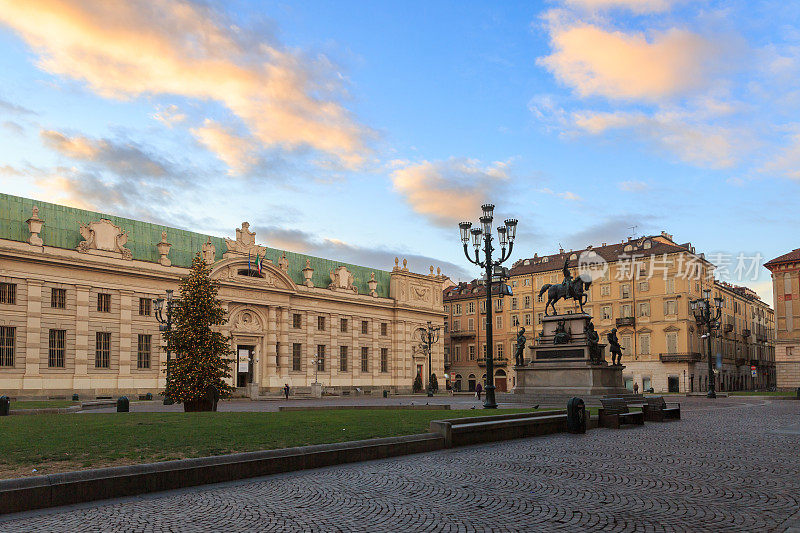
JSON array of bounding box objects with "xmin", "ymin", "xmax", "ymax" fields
[{"xmin": 2, "ymin": 397, "xmax": 799, "ymax": 532}]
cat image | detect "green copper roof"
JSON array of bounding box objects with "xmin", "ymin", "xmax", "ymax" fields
[{"xmin": 0, "ymin": 193, "xmax": 391, "ymax": 297}]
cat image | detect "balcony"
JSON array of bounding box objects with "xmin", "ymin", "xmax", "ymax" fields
[
  {"xmin": 449, "ymin": 330, "xmax": 475, "ymax": 339},
  {"xmin": 659, "ymin": 352, "xmax": 701, "ymax": 363},
  {"xmin": 750, "ymin": 359, "xmax": 759, "ymax": 367},
  {"xmin": 477, "ymin": 357, "xmax": 508, "ymax": 367},
  {"xmin": 616, "ymin": 317, "xmax": 635, "ymax": 328},
  {"xmin": 735, "ymin": 357, "xmax": 747, "ymax": 366},
  {"xmin": 724, "ymin": 323, "xmax": 734, "ymax": 333}
]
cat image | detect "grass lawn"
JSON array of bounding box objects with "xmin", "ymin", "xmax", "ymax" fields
[
  {"xmin": 10, "ymin": 400, "xmax": 81, "ymax": 410},
  {"xmin": 728, "ymin": 390, "xmax": 798, "ymax": 397},
  {"xmin": 0, "ymin": 408, "xmax": 544, "ymax": 479}
]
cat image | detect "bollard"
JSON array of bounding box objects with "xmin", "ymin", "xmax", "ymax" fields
[
  {"xmin": 116, "ymin": 396, "xmax": 130, "ymax": 413},
  {"xmin": 0, "ymin": 395, "xmax": 9, "ymax": 416},
  {"xmin": 72, "ymin": 393, "xmax": 79, "ymax": 402},
  {"xmin": 566, "ymin": 397, "xmax": 586, "ymax": 434},
  {"xmin": 145, "ymin": 392, "xmax": 153, "ymax": 401},
  {"xmin": 797, "ymin": 387, "xmax": 800, "ymax": 399}
]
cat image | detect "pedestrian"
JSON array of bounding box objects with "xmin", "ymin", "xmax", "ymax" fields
[
  {"xmin": 633, "ymin": 382, "xmax": 639, "ymax": 394},
  {"xmin": 283, "ymin": 383, "xmax": 290, "ymax": 400},
  {"xmin": 476, "ymin": 382, "xmax": 482, "ymax": 400}
]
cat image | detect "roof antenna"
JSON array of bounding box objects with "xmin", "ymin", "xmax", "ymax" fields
[{"xmin": 628, "ymin": 225, "xmax": 638, "ymax": 239}]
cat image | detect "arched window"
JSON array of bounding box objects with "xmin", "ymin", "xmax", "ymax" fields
[{"xmin": 237, "ymin": 268, "xmax": 263, "ymax": 278}]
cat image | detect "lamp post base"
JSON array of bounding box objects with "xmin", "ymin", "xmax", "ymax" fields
[
  {"xmin": 707, "ymin": 390, "xmax": 716, "ymax": 399},
  {"xmin": 483, "ymin": 385, "xmax": 498, "ymax": 409}
]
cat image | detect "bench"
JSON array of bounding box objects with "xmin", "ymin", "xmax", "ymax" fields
[
  {"xmin": 430, "ymin": 410, "xmax": 567, "ymax": 448},
  {"xmin": 598, "ymin": 398, "xmax": 645, "ymax": 429},
  {"xmin": 643, "ymin": 396, "xmax": 680, "ymax": 422}
]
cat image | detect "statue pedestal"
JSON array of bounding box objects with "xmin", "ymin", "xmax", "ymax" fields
[{"xmin": 514, "ymin": 313, "xmax": 627, "ymax": 398}]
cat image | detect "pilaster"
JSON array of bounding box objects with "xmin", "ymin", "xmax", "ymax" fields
[
  {"xmin": 24, "ymin": 279, "xmax": 43, "ymax": 376},
  {"xmin": 279, "ymin": 308, "xmax": 289, "ymax": 372},
  {"xmin": 118, "ymin": 290, "xmax": 133, "ymax": 377}
]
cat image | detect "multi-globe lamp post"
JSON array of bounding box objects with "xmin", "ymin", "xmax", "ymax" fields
[
  {"xmin": 690, "ymin": 288, "xmax": 724, "ymax": 399},
  {"xmin": 459, "ymin": 204, "xmax": 517, "ymax": 409},
  {"xmin": 417, "ymin": 321, "xmax": 441, "ymax": 397},
  {"xmin": 153, "ymin": 289, "xmax": 175, "ymax": 405}
]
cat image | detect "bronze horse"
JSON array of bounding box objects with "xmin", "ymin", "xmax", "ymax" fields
[{"xmin": 538, "ymin": 275, "xmax": 592, "ymax": 315}]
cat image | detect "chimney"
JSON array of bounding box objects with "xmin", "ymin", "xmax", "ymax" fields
[{"xmin": 601, "ymin": 242, "xmax": 606, "ymax": 247}]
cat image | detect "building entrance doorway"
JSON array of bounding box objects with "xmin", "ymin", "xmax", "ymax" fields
[
  {"xmin": 495, "ymin": 369, "xmax": 507, "ymax": 392},
  {"xmin": 468, "ymin": 374, "xmax": 476, "ymax": 392},
  {"xmin": 668, "ymin": 376, "xmax": 679, "ymax": 393},
  {"xmin": 236, "ymin": 345, "xmax": 254, "ymax": 388}
]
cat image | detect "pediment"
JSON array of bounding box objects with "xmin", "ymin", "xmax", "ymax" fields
[{"xmin": 210, "ymin": 258, "xmax": 296, "ymax": 291}]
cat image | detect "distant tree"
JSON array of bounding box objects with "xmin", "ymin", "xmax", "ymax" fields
[
  {"xmin": 413, "ymin": 374, "xmax": 423, "ymax": 393},
  {"xmin": 163, "ymin": 253, "xmax": 234, "ymax": 411},
  {"xmin": 430, "ymin": 373, "xmax": 439, "ymax": 393}
]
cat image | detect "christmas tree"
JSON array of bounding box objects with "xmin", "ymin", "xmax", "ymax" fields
[
  {"xmin": 163, "ymin": 253, "xmax": 234, "ymax": 409},
  {"xmin": 430, "ymin": 373, "xmax": 439, "ymax": 393},
  {"xmin": 412, "ymin": 373, "xmax": 423, "ymax": 393}
]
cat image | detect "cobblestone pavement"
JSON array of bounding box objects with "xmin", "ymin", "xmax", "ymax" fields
[{"xmin": 4, "ymin": 397, "xmax": 800, "ymax": 532}]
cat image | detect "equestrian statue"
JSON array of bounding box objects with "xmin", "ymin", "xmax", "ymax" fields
[{"xmin": 538, "ymin": 258, "xmax": 592, "ymax": 316}]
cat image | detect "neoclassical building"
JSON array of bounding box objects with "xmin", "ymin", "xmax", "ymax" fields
[
  {"xmin": 765, "ymin": 249, "xmax": 800, "ymax": 389},
  {"xmin": 0, "ymin": 194, "xmax": 447, "ymax": 398}
]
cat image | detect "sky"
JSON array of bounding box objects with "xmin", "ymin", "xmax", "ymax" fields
[{"xmin": 0, "ymin": 0, "xmax": 798, "ymax": 304}]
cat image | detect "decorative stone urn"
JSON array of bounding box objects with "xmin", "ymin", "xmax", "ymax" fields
[
  {"xmin": 156, "ymin": 232, "xmax": 172, "ymax": 266},
  {"xmin": 302, "ymin": 259, "xmax": 314, "ymax": 287},
  {"xmin": 368, "ymin": 272, "xmax": 378, "ymax": 297},
  {"xmin": 26, "ymin": 206, "xmax": 44, "ymax": 246}
]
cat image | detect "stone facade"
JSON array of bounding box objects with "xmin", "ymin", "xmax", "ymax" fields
[
  {"xmin": 0, "ymin": 194, "xmax": 447, "ymax": 398},
  {"xmin": 765, "ymin": 249, "xmax": 800, "ymax": 389}
]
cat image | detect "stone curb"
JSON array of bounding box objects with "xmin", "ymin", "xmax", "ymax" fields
[
  {"xmin": 0, "ymin": 433, "xmax": 445, "ymax": 515},
  {"xmin": 278, "ymin": 404, "xmax": 450, "ymax": 411},
  {"xmin": 9, "ymin": 406, "xmax": 82, "ymax": 416}
]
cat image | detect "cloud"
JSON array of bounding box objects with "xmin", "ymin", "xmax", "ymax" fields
[
  {"xmin": 562, "ymin": 216, "xmax": 656, "ymax": 250},
  {"xmin": 760, "ymin": 133, "xmax": 800, "ymax": 180},
  {"xmin": 40, "ymin": 129, "xmax": 174, "ymax": 178},
  {"xmin": 570, "ymin": 109, "xmax": 745, "ymax": 168},
  {"xmin": 2, "ymin": 121, "xmax": 25, "ymax": 135},
  {"xmin": 618, "ymin": 180, "xmax": 649, "ymax": 192},
  {"xmin": 559, "ymin": 191, "xmax": 581, "ymax": 201},
  {"xmin": 151, "ymin": 104, "xmax": 187, "ymax": 128},
  {"xmin": 538, "ymin": 19, "xmax": 723, "ymax": 101},
  {"xmin": 0, "ymin": 0, "xmax": 371, "ymax": 170},
  {"xmin": 562, "ymin": 0, "xmax": 679, "ymax": 14},
  {"xmin": 190, "ymin": 119, "xmax": 257, "ymax": 175},
  {"xmin": 253, "ymin": 224, "xmax": 472, "ymax": 280},
  {"xmin": 391, "ymin": 158, "xmax": 511, "ymax": 227},
  {"xmin": 0, "ymin": 97, "xmax": 35, "ymax": 116}
]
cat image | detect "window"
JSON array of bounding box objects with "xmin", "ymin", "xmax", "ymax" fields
[
  {"xmin": 664, "ymin": 299, "xmax": 677, "ymax": 316},
  {"xmin": 454, "ymin": 304, "xmax": 462, "ymax": 315},
  {"xmin": 318, "ymin": 316, "xmax": 326, "ymax": 331},
  {"xmin": 380, "ymin": 348, "xmax": 388, "ymax": 372},
  {"xmin": 496, "ymin": 316, "xmax": 502, "ymax": 330},
  {"xmin": 621, "ymin": 284, "xmax": 630, "ymax": 299},
  {"xmin": 292, "ymin": 343, "xmax": 302, "ymax": 371},
  {"xmin": 361, "ymin": 347, "xmax": 369, "ymax": 372},
  {"xmin": 494, "ymin": 299, "xmax": 503, "ymax": 312},
  {"xmin": 482, "ymin": 344, "xmax": 487, "ymax": 358},
  {"xmin": 523, "ymin": 278, "xmax": 530, "ymax": 286},
  {"xmin": 469, "ymin": 345, "xmax": 476, "ymax": 360},
  {"xmin": 511, "ymin": 298, "xmax": 518, "ymax": 310},
  {"xmin": 621, "ymin": 303, "xmax": 632, "ymax": 318},
  {"xmin": 361, "ymin": 320, "xmax": 368, "ymax": 334},
  {"xmin": 276, "ymin": 342, "xmax": 281, "ymax": 367},
  {"xmin": 0, "ymin": 326, "xmax": 15, "ymax": 366},
  {"xmin": 639, "ymin": 281, "xmax": 649, "ymax": 292},
  {"xmin": 601, "ymin": 285, "xmax": 610, "ymax": 296},
  {"xmin": 512, "ymin": 280, "xmax": 518, "ymax": 287},
  {"xmin": 666, "ymin": 278, "xmax": 675, "ymax": 294},
  {"xmin": 48, "ymin": 329, "xmax": 65, "ymax": 368},
  {"xmin": 621, "ymin": 335, "xmax": 632, "ymax": 354},
  {"xmin": 454, "ymin": 345, "xmax": 461, "ymax": 361},
  {"xmin": 512, "ymin": 315, "xmax": 519, "ymax": 327},
  {"xmin": 666, "ymin": 332, "xmax": 678, "ymax": 354},
  {"xmin": 537, "ymin": 313, "xmax": 543, "ymax": 324},
  {"xmin": 602, "ymin": 306, "xmax": 612, "ymax": 320},
  {"xmin": 52, "ymin": 288, "xmax": 66, "ymax": 309},
  {"xmin": 453, "ymin": 320, "xmax": 460, "ymax": 332},
  {"xmin": 95, "ymin": 332, "xmax": 111, "ymax": 368},
  {"xmin": 523, "ymin": 296, "xmax": 531, "ymax": 308},
  {"xmin": 480, "ymin": 301, "xmax": 486, "ymax": 313},
  {"xmin": 444, "ymin": 304, "xmax": 449, "ymax": 313},
  {"xmin": 97, "ymin": 292, "xmax": 110, "ymax": 312},
  {"xmin": 468, "ymin": 318, "xmax": 474, "ymax": 331},
  {"xmin": 339, "ymin": 346, "xmax": 348, "ymax": 372},
  {"xmin": 316, "ymin": 345, "xmax": 326, "ymax": 371},
  {"xmin": 444, "ymin": 322, "xmax": 449, "ymax": 333},
  {"xmin": 525, "ymin": 314, "xmax": 532, "ymax": 326},
  {"xmin": 638, "ymin": 302, "xmax": 650, "ymax": 317},
  {"xmin": 537, "ymin": 293, "xmax": 543, "ymax": 303},
  {"xmin": 137, "ymin": 334, "xmax": 151, "ymax": 369},
  {"xmin": 468, "ymin": 302, "xmax": 475, "ymax": 314},
  {"xmin": 138, "ymin": 297, "xmax": 151, "ymax": 316},
  {"xmin": 496, "ymin": 343, "xmax": 504, "ymax": 359},
  {"xmin": 340, "ymin": 318, "xmax": 348, "ymax": 333},
  {"xmin": 293, "ymin": 313, "xmax": 302, "ymax": 329},
  {"xmin": 0, "ymin": 283, "xmax": 16, "ymax": 304},
  {"xmin": 381, "ymin": 323, "xmax": 388, "ymax": 336},
  {"xmin": 639, "ymin": 333, "xmax": 651, "ymax": 355}
]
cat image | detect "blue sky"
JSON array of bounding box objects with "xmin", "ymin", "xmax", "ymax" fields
[{"xmin": 0, "ymin": 0, "xmax": 798, "ymax": 303}]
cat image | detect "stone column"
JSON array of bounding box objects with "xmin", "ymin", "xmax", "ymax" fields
[
  {"xmin": 24, "ymin": 279, "xmax": 43, "ymax": 378},
  {"xmin": 118, "ymin": 290, "xmax": 133, "ymax": 381},
  {"xmin": 267, "ymin": 306, "xmax": 277, "ymax": 389},
  {"xmin": 330, "ymin": 313, "xmax": 338, "ymax": 382},
  {"xmin": 74, "ymin": 285, "xmax": 90, "ymax": 381},
  {"xmin": 306, "ymin": 310, "xmax": 315, "ymax": 384},
  {"xmin": 279, "ymin": 308, "xmax": 289, "ymax": 374}
]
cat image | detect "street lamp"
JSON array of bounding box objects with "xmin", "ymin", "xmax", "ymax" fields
[
  {"xmin": 459, "ymin": 204, "xmax": 518, "ymax": 409},
  {"xmin": 691, "ymin": 290, "xmax": 724, "ymax": 398},
  {"xmin": 153, "ymin": 289, "xmax": 175, "ymax": 405},
  {"xmin": 417, "ymin": 321, "xmax": 441, "ymax": 397}
]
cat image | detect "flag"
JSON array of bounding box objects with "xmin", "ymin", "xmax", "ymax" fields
[
  {"xmin": 256, "ymin": 252, "xmax": 261, "ymax": 274},
  {"xmin": 248, "ymin": 252, "xmax": 251, "ymax": 271}
]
